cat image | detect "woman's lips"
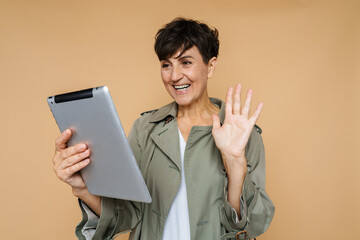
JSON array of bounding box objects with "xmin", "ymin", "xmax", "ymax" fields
[
  {"xmin": 173, "ymin": 84, "xmax": 191, "ymax": 91},
  {"xmin": 171, "ymin": 84, "xmax": 192, "ymax": 96}
]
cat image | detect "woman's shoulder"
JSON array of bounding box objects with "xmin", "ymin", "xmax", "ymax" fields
[
  {"xmin": 131, "ymin": 109, "xmax": 158, "ymax": 132},
  {"xmin": 140, "ymin": 109, "xmax": 159, "ymax": 116},
  {"xmin": 133, "ymin": 101, "xmax": 177, "ymax": 129},
  {"xmin": 248, "ymin": 124, "xmax": 263, "ymax": 146},
  {"xmin": 254, "ymin": 124, "xmax": 262, "ymax": 134}
]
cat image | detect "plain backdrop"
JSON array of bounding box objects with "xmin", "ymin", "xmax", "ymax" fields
[{"xmin": 0, "ymin": 0, "xmax": 359, "ymax": 239}]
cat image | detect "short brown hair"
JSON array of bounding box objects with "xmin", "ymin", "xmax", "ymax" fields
[{"xmin": 154, "ymin": 18, "xmax": 219, "ymax": 63}]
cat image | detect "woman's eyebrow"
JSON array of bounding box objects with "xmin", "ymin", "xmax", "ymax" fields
[{"xmin": 177, "ymin": 55, "xmax": 194, "ymax": 60}]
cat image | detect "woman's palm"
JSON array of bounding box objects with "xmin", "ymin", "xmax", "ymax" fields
[{"xmin": 212, "ymin": 84, "xmax": 263, "ymax": 159}]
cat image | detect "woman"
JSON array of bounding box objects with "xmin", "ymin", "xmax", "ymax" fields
[{"xmin": 52, "ymin": 18, "xmax": 275, "ymax": 240}]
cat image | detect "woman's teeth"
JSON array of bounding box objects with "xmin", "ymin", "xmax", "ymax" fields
[{"xmin": 174, "ymin": 84, "xmax": 190, "ymax": 91}]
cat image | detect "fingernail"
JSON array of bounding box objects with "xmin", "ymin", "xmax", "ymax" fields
[{"xmin": 79, "ymin": 144, "xmax": 86, "ymax": 150}]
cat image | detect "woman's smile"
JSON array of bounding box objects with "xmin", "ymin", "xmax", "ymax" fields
[
  {"xmin": 172, "ymin": 84, "xmax": 191, "ymax": 96},
  {"xmin": 173, "ymin": 84, "xmax": 191, "ymax": 91}
]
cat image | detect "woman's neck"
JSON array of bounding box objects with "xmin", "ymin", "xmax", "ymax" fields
[{"xmin": 177, "ymin": 92, "xmax": 219, "ymax": 123}]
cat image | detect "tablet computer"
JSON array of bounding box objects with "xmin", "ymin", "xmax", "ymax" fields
[{"xmin": 47, "ymin": 86, "xmax": 151, "ymax": 203}]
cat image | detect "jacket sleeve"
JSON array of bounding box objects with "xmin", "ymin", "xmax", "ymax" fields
[
  {"xmin": 75, "ymin": 120, "xmax": 143, "ymax": 240},
  {"xmin": 220, "ymin": 127, "xmax": 275, "ymax": 239}
]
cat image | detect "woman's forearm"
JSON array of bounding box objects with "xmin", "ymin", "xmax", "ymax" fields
[
  {"xmin": 227, "ymin": 175, "xmax": 245, "ymax": 218},
  {"xmin": 223, "ymin": 154, "xmax": 247, "ymax": 218},
  {"xmin": 73, "ymin": 187, "xmax": 101, "ymax": 216}
]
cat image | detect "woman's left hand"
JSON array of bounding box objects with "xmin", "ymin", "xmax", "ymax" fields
[{"xmin": 212, "ymin": 84, "xmax": 263, "ymax": 177}]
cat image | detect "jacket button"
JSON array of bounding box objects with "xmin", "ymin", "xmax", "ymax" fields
[{"xmin": 236, "ymin": 230, "xmax": 248, "ymax": 240}]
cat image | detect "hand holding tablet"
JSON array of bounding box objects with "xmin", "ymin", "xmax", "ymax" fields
[
  {"xmin": 53, "ymin": 128, "xmax": 90, "ymax": 190},
  {"xmin": 48, "ymin": 86, "xmax": 151, "ymax": 203}
]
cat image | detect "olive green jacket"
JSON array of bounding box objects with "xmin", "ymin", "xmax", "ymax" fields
[{"xmin": 75, "ymin": 98, "xmax": 275, "ymax": 240}]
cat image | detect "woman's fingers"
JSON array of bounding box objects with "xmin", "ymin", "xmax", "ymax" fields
[
  {"xmin": 233, "ymin": 84, "xmax": 242, "ymax": 115},
  {"xmin": 225, "ymin": 85, "xmax": 261, "ymax": 122},
  {"xmin": 53, "ymin": 129, "xmax": 90, "ymax": 187},
  {"xmin": 53, "ymin": 142, "xmax": 87, "ymax": 166},
  {"xmin": 225, "ymin": 87, "xmax": 233, "ymax": 118},
  {"xmin": 249, "ymin": 102, "xmax": 263, "ymax": 125},
  {"xmin": 56, "ymin": 159, "xmax": 90, "ymax": 182},
  {"xmin": 242, "ymin": 89, "xmax": 253, "ymax": 117},
  {"xmin": 65, "ymin": 159, "xmax": 90, "ymax": 178},
  {"xmin": 55, "ymin": 129, "xmax": 72, "ymax": 151},
  {"xmin": 61, "ymin": 143, "xmax": 87, "ymax": 160},
  {"xmin": 60, "ymin": 149, "xmax": 90, "ymax": 169}
]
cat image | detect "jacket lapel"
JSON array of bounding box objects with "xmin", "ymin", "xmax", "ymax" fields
[
  {"xmin": 150, "ymin": 117, "xmax": 181, "ymax": 171},
  {"xmin": 148, "ymin": 97, "xmax": 225, "ymax": 172}
]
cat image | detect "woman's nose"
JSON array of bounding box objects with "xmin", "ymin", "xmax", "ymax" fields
[{"xmin": 170, "ymin": 66, "xmax": 184, "ymax": 81}]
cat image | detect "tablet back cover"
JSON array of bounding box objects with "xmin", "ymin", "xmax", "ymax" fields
[{"xmin": 48, "ymin": 86, "xmax": 151, "ymax": 203}]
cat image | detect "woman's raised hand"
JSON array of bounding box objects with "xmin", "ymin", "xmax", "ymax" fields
[
  {"xmin": 212, "ymin": 84, "xmax": 263, "ymax": 175},
  {"xmin": 52, "ymin": 129, "xmax": 90, "ymax": 192}
]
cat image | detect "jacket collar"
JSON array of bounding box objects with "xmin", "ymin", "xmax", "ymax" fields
[{"xmin": 148, "ymin": 97, "xmax": 225, "ymax": 124}]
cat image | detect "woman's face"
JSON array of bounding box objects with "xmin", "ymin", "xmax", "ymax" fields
[{"xmin": 160, "ymin": 46, "xmax": 217, "ymax": 106}]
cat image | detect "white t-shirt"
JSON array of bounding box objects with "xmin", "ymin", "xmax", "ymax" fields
[{"xmin": 162, "ymin": 128, "xmax": 191, "ymax": 240}]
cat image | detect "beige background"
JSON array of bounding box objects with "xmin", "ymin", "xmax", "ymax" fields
[{"xmin": 0, "ymin": 0, "xmax": 359, "ymax": 239}]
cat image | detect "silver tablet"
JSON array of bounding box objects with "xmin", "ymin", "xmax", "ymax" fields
[{"xmin": 47, "ymin": 86, "xmax": 151, "ymax": 203}]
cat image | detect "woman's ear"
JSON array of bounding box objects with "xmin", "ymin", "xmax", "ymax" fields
[{"xmin": 207, "ymin": 57, "xmax": 217, "ymax": 78}]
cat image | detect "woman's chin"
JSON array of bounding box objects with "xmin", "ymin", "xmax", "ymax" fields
[{"xmin": 174, "ymin": 96, "xmax": 193, "ymax": 106}]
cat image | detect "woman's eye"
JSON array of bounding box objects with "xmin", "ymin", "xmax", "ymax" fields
[{"xmin": 162, "ymin": 63, "xmax": 170, "ymax": 68}]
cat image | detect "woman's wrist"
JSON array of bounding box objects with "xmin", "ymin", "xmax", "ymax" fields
[
  {"xmin": 72, "ymin": 186, "xmax": 89, "ymax": 199},
  {"xmin": 221, "ymin": 153, "xmax": 247, "ymax": 176},
  {"xmin": 220, "ymin": 150, "xmax": 246, "ymax": 161},
  {"xmin": 72, "ymin": 186, "xmax": 102, "ymax": 216}
]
